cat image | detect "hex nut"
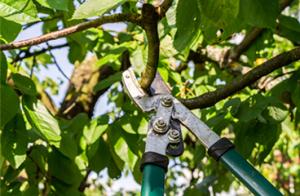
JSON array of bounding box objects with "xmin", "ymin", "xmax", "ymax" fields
[
  {"xmin": 153, "ymin": 118, "xmax": 168, "ymax": 134},
  {"xmin": 168, "ymin": 129, "xmax": 180, "ymax": 144}
]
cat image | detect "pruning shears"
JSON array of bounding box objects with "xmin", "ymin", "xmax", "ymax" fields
[{"xmin": 122, "ymin": 68, "xmax": 282, "ymax": 196}]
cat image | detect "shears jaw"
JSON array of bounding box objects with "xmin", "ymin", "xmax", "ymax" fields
[
  {"xmin": 122, "ymin": 68, "xmax": 146, "ymax": 102},
  {"xmin": 122, "ymin": 68, "xmax": 184, "ymax": 157},
  {"xmin": 122, "ymin": 69, "xmax": 155, "ymax": 112}
]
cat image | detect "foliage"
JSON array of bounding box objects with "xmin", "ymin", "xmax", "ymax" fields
[{"xmin": 0, "ymin": 0, "xmax": 300, "ymax": 195}]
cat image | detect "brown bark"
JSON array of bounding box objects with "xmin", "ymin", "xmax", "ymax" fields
[{"xmin": 180, "ymin": 47, "xmax": 300, "ymax": 109}]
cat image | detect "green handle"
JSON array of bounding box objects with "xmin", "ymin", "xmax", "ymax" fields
[
  {"xmin": 141, "ymin": 164, "xmax": 165, "ymax": 196},
  {"xmin": 220, "ymin": 149, "xmax": 282, "ymax": 196}
]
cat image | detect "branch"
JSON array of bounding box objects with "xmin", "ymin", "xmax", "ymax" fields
[
  {"xmin": 224, "ymin": 0, "xmax": 294, "ymax": 65},
  {"xmin": 12, "ymin": 43, "xmax": 68, "ymax": 63},
  {"xmin": 225, "ymin": 28, "xmax": 263, "ymax": 65},
  {"xmin": 139, "ymin": 4, "xmax": 160, "ymax": 91},
  {"xmin": 0, "ymin": 13, "xmax": 142, "ymax": 50},
  {"xmin": 180, "ymin": 47, "xmax": 300, "ymax": 109},
  {"xmin": 46, "ymin": 43, "xmax": 70, "ymax": 81},
  {"xmin": 157, "ymin": 0, "xmax": 174, "ymax": 19}
]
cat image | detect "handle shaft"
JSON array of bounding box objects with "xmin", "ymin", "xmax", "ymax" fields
[
  {"xmin": 220, "ymin": 149, "xmax": 282, "ymax": 196},
  {"xmin": 141, "ymin": 164, "xmax": 165, "ymax": 196}
]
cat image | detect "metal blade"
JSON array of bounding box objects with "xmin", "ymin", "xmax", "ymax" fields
[{"xmin": 149, "ymin": 73, "xmax": 171, "ymax": 95}]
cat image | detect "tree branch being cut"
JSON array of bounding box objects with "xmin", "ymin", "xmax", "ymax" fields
[
  {"xmin": 180, "ymin": 47, "xmax": 300, "ymax": 109},
  {"xmin": 0, "ymin": 13, "xmax": 142, "ymax": 51},
  {"xmin": 139, "ymin": 4, "xmax": 160, "ymax": 91}
]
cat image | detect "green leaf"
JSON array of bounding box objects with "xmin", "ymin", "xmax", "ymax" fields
[
  {"xmin": 119, "ymin": 114, "xmax": 147, "ymax": 134},
  {"xmin": 239, "ymin": 0, "xmax": 279, "ymax": 28},
  {"xmin": 83, "ymin": 115, "xmax": 109, "ymax": 145},
  {"xmin": 0, "ymin": 52, "xmax": 7, "ymax": 83},
  {"xmin": 95, "ymin": 53, "xmax": 122, "ymax": 68},
  {"xmin": 245, "ymin": 30, "xmax": 275, "ymax": 62},
  {"xmin": 0, "ymin": 84, "xmax": 19, "ymax": 128},
  {"xmin": 12, "ymin": 73, "xmax": 37, "ymax": 96},
  {"xmin": 234, "ymin": 120, "xmax": 281, "ymax": 160},
  {"xmin": 1, "ymin": 114, "xmax": 28, "ymax": 168},
  {"xmin": 36, "ymin": 0, "xmax": 68, "ymax": 11},
  {"xmin": 264, "ymin": 104, "xmax": 288, "ymax": 122},
  {"xmin": 198, "ymin": 0, "xmax": 239, "ymax": 29},
  {"xmin": 88, "ymin": 138, "xmax": 110, "ymax": 172},
  {"xmin": 22, "ymin": 96, "xmax": 61, "ymax": 147},
  {"xmin": 48, "ymin": 148, "xmax": 83, "ymax": 186},
  {"xmin": 277, "ymin": 15, "xmax": 300, "ymax": 43},
  {"xmin": 59, "ymin": 133, "xmax": 78, "ymax": 159},
  {"xmin": 197, "ymin": 0, "xmax": 242, "ymax": 41},
  {"xmin": 0, "ymin": 0, "xmax": 40, "ymax": 24},
  {"xmin": 59, "ymin": 113, "xmax": 89, "ymax": 158},
  {"xmin": 68, "ymin": 41, "xmax": 86, "ymax": 63},
  {"xmin": 113, "ymin": 135, "xmax": 138, "ymax": 170},
  {"xmin": 72, "ymin": 0, "xmax": 126, "ymax": 19},
  {"xmin": 27, "ymin": 145, "xmax": 48, "ymax": 174},
  {"xmin": 2, "ymin": 165, "xmax": 25, "ymax": 184},
  {"xmin": 0, "ymin": 17, "xmax": 21, "ymax": 42},
  {"xmin": 291, "ymin": 81, "xmax": 300, "ymax": 109},
  {"xmin": 235, "ymin": 94, "xmax": 269, "ymax": 122},
  {"xmin": 93, "ymin": 72, "xmax": 122, "ymax": 92},
  {"xmin": 174, "ymin": 0, "xmax": 201, "ymax": 51}
]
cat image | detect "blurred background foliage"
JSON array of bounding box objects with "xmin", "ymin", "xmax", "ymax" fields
[{"xmin": 0, "ymin": 0, "xmax": 300, "ymax": 195}]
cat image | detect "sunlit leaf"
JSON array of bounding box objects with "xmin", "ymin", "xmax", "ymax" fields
[
  {"xmin": 72, "ymin": 0, "xmax": 126, "ymax": 19},
  {"xmin": 22, "ymin": 96, "xmax": 61, "ymax": 147},
  {"xmin": 83, "ymin": 115, "xmax": 109, "ymax": 145},
  {"xmin": 36, "ymin": 0, "xmax": 68, "ymax": 11},
  {"xmin": 0, "ymin": 0, "xmax": 39, "ymax": 24}
]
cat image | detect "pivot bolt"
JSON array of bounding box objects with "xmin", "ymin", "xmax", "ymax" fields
[
  {"xmin": 168, "ymin": 129, "xmax": 180, "ymax": 144},
  {"xmin": 153, "ymin": 118, "xmax": 168, "ymax": 133},
  {"xmin": 161, "ymin": 96, "xmax": 173, "ymax": 107}
]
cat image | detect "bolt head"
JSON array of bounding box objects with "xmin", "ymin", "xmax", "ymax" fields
[
  {"xmin": 161, "ymin": 96, "xmax": 173, "ymax": 107},
  {"xmin": 168, "ymin": 129, "xmax": 180, "ymax": 144}
]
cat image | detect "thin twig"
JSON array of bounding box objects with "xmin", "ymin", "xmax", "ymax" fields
[
  {"xmin": 12, "ymin": 43, "xmax": 69, "ymax": 63},
  {"xmin": 0, "ymin": 13, "xmax": 142, "ymax": 50},
  {"xmin": 46, "ymin": 43, "xmax": 70, "ymax": 81},
  {"xmin": 180, "ymin": 47, "xmax": 300, "ymax": 109},
  {"xmin": 30, "ymin": 56, "xmax": 36, "ymax": 78}
]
